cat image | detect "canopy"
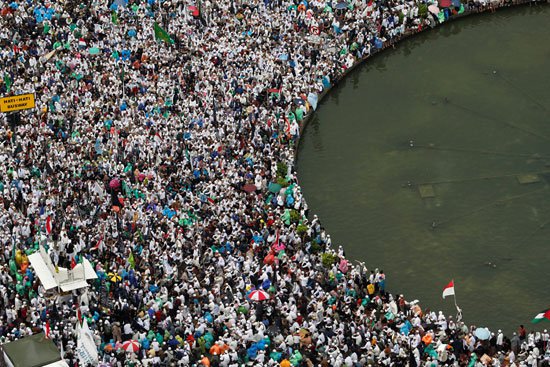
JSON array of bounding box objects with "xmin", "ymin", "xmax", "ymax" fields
[
  {"xmin": 2, "ymin": 333, "xmax": 68, "ymax": 367},
  {"xmin": 28, "ymin": 246, "xmax": 57, "ymax": 290},
  {"xmin": 29, "ymin": 245, "xmax": 97, "ymax": 291}
]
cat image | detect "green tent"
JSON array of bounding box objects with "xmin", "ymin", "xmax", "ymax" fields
[{"xmin": 2, "ymin": 333, "xmax": 67, "ymax": 367}]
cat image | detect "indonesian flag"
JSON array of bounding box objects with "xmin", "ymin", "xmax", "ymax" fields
[
  {"xmin": 366, "ymin": 0, "xmax": 374, "ymax": 13},
  {"xmin": 76, "ymin": 305, "xmax": 83, "ymax": 325},
  {"xmin": 531, "ymin": 309, "xmax": 550, "ymax": 324},
  {"xmin": 46, "ymin": 216, "xmax": 52, "ymax": 235},
  {"xmin": 91, "ymin": 235, "xmax": 103, "ymax": 251},
  {"xmin": 44, "ymin": 320, "xmax": 51, "ymax": 338},
  {"xmin": 442, "ymin": 280, "xmax": 455, "ymax": 299}
]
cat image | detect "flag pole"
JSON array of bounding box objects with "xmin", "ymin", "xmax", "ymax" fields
[
  {"xmin": 453, "ymin": 279, "xmax": 463, "ymax": 322},
  {"xmin": 453, "ymin": 279, "xmax": 458, "ymax": 308}
]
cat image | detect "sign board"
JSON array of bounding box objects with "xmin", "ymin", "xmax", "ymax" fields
[{"xmin": 0, "ymin": 93, "xmax": 35, "ymax": 113}]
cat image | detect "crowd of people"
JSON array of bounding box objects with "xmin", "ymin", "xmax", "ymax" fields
[{"xmin": 0, "ymin": 0, "xmax": 549, "ymax": 366}]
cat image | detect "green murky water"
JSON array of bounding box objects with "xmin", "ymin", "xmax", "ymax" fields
[{"xmin": 297, "ymin": 4, "xmax": 550, "ymax": 334}]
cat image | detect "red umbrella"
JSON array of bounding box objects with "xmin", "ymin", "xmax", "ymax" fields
[
  {"xmin": 248, "ymin": 289, "xmax": 270, "ymax": 301},
  {"xmin": 263, "ymin": 253, "xmax": 275, "ymax": 265},
  {"xmin": 109, "ymin": 178, "xmax": 121, "ymax": 189},
  {"xmin": 121, "ymin": 340, "xmax": 140, "ymax": 353},
  {"xmin": 439, "ymin": 0, "xmax": 452, "ymax": 7},
  {"xmin": 189, "ymin": 5, "xmax": 199, "ymax": 17},
  {"xmin": 242, "ymin": 184, "xmax": 257, "ymax": 193}
]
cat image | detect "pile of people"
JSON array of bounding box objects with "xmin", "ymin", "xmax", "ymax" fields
[{"xmin": 0, "ymin": 0, "xmax": 548, "ymax": 366}]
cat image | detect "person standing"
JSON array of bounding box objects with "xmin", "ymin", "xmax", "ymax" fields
[
  {"xmin": 496, "ymin": 329, "xmax": 504, "ymax": 351},
  {"xmin": 518, "ymin": 325, "xmax": 527, "ymax": 342},
  {"xmin": 511, "ymin": 332, "xmax": 521, "ymax": 354},
  {"xmin": 542, "ymin": 329, "xmax": 549, "ymax": 352}
]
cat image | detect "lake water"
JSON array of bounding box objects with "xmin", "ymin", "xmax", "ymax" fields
[{"xmin": 296, "ymin": 4, "xmax": 550, "ymax": 334}]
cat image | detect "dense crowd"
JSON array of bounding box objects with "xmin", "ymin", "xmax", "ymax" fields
[{"xmin": 0, "ymin": 0, "xmax": 549, "ymax": 366}]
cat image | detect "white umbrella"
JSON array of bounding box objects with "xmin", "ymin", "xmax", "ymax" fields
[
  {"xmin": 428, "ymin": 4, "xmax": 440, "ymax": 13},
  {"xmin": 248, "ymin": 289, "xmax": 270, "ymax": 301}
]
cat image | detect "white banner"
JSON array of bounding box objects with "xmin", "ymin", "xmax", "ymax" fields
[{"xmin": 76, "ymin": 319, "xmax": 98, "ymax": 366}]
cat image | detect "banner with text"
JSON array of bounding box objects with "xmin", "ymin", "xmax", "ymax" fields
[{"xmin": 0, "ymin": 93, "xmax": 36, "ymax": 113}]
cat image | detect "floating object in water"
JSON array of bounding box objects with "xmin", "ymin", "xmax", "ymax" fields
[
  {"xmin": 419, "ymin": 184, "xmax": 435, "ymax": 198},
  {"xmin": 517, "ymin": 174, "xmax": 540, "ymax": 185}
]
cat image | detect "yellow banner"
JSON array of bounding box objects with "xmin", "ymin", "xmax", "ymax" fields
[{"xmin": 0, "ymin": 93, "xmax": 36, "ymax": 113}]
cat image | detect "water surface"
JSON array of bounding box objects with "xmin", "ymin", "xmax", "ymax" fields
[{"xmin": 297, "ymin": 5, "xmax": 550, "ymax": 334}]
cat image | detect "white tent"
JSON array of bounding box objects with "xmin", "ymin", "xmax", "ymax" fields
[{"xmin": 28, "ymin": 245, "xmax": 97, "ymax": 292}]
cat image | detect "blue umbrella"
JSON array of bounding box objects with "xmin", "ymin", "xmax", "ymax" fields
[
  {"xmin": 121, "ymin": 49, "xmax": 131, "ymax": 61},
  {"xmin": 335, "ymin": 1, "xmax": 348, "ymax": 10},
  {"xmin": 451, "ymin": 0, "xmax": 461, "ymax": 7},
  {"xmin": 167, "ymin": 338, "xmax": 180, "ymax": 347},
  {"xmin": 110, "ymin": 0, "xmax": 128, "ymax": 11},
  {"xmin": 474, "ymin": 327, "xmax": 491, "ymax": 340},
  {"xmin": 261, "ymin": 278, "xmax": 271, "ymax": 290}
]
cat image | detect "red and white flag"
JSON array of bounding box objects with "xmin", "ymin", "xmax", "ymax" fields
[
  {"xmin": 76, "ymin": 304, "xmax": 82, "ymax": 325},
  {"xmin": 46, "ymin": 216, "xmax": 52, "ymax": 235},
  {"xmin": 442, "ymin": 280, "xmax": 455, "ymax": 299},
  {"xmin": 44, "ymin": 320, "xmax": 51, "ymax": 338},
  {"xmin": 91, "ymin": 235, "xmax": 103, "ymax": 251}
]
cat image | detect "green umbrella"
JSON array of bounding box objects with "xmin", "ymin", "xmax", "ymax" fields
[
  {"xmin": 268, "ymin": 182, "xmax": 282, "ymax": 193},
  {"xmin": 88, "ymin": 47, "xmax": 101, "ymax": 55}
]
